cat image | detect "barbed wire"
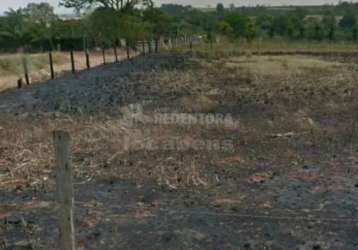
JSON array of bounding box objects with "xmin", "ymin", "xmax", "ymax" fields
[{"xmin": 73, "ymin": 201, "xmax": 358, "ymax": 224}]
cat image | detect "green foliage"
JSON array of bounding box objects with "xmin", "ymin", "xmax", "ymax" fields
[
  {"xmin": 245, "ymin": 20, "xmax": 257, "ymax": 41},
  {"xmin": 143, "ymin": 8, "xmax": 171, "ymax": 39},
  {"xmin": 322, "ymin": 12, "xmax": 337, "ymax": 40},
  {"xmin": 217, "ymin": 21, "xmax": 233, "ymax": 37},
  {"xmin": 23, "ymin": 2, "xmax": 57, "ymax": 24},
  {"xmin": 88, "ymin": 8, "xmax": 121, "ymax": 46},
  {"xmin": 256, "ymin": 15, "xmax": 273, "ymax": 33},
  {"xmin": 0, "ymin": 9, "xmax": 31, "ymax": 48},
  {"xmin": 52, "ymin": 19, "xmax": 84, "ymax": 40},
  {"xmin": 221, "ymin": 13, "xmax": 256, "ymax": 41},
  {"xmin": 339, "ymin": 11, "xmax": 357, "ymax": 29},
  {"xmin": 2, "ymin": 1, "xmax": 358, "ymax": 53},
  {"xmin": 119, "ymin": 15, "xmax": 148, "ymax": 46},
  {"xmin": 216, "ymin": 3, "xmax": 225, "ymax": 13},
  {"xmin": 353, "ymin": 26, "xmax": 358, "ymax": 41},
  {"xmin": 59, "ymin": 0, "xmax": 153, "ymax": 12},
  {"xmin": 270, "ymin": 15, "xmax": 303, "ymax": 38},
  {"xmin": 160, "ymin": 4, "xmax": 216, "ymax": 34}
]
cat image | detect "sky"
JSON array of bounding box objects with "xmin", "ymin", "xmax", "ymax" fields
[{"xmin": 1, "ymin": 0, "xmax": 358, "ymax": 14}]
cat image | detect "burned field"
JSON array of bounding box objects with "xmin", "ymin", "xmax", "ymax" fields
[{"xmin": 0, "ymin": 52, "xmax": 358, "ymax": 249}]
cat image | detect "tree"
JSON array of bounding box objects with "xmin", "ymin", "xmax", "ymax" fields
[
  {"xmin": 206, "ymin": 27, "xmax": 215, "ymax": 49},
  {"xmin": 23, "ymin": 2, "xmax": 57, "ymax": 25},
  {"xmin": 305, "ymin": 16, "xmax": 322, "ymax": 40},
  {"xmin": 0, "ymin": 8, "xmax": 30, "ymax": 48},
  {"xmin": 216, "ymin": 3, "xmax": 225, "ymax": 13},
  {"xmin": 322, "ymin": 12, "xmax": 336, "ymax": 41},
  {"xmin": 353, "ymin": 25, "xmax": 358, "ymax": 41},
  {"xmin": 272, "ymin": 16, "xmax": 291, "ymax": 37},
  {"xmin": 289, "ymin": 15, "xmax": 305, "ymax": 39},
  {"xmin": 119, "ymin": 15, "xmax": 148, "ymax": 58},
  {"xmin": 143, "ymin": 8, "xmax": 172, "ymax": 52},
  {"xmin": 88, "ymin": 8, "xmax": 121, "ymax": 47},
  {"xmin": 229, "ymin": 3, "xmax": 235, "ymax": 11},
  {"xmin": 291, "ymin": 7, "xmax": 307, "ymax": 39},
  {"xmin": 143, "ymin": 8, "xmax": 171, "ymax": 39},
  {"xmin": 245, "ymin": 19, "xmax": 256, "ymax": 41},
  {"xmin": 52, "ymin": 19, "xmax": 84, "ymax": 40},
  {"xmin": 217, "ymin": 21, "xmax": 233, "ymax": 37},
  {"xmin": 339, "ymin": 11, "xmax": 357, "ymax": 29},
  {"xmin": 224, "ymin": 13, "xmax": 251, "ymax": 38},
  {"xmin": 314, "ymin": 23, "xmax": 324, "ymax": 40},
  {"xmin": 220, "ymin": 13, "xmax": 257, "ymax": 41},
  {"xmin": 23, "ymin": 3, "xmax": 58, "ymax": 49},
  {"xmin": 60, "ymin": 0, "xmax": 153, "ymax": 12},
  {"xmin": 292, "ymin": 7, "xmax": 307, "ymax": 20},
  {"xmin": 256, "ymin": 15, "xmax": 272, "ymax": 33}
]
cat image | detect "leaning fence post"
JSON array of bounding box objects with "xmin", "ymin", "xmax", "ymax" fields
[
  {"xmin": 70, "ymin": 50, "xmax": 75, "ymax": 74},
  {"xmin": 22, "ymin": 55, "xmax": 30, "ymax": 85},
  {"xmin": 49, "ymin": 51, "xmax": 55, "ymax": 79},
  {"xmin": 53, "ymin": 130, "xmax": 76, "ymax": 250}
]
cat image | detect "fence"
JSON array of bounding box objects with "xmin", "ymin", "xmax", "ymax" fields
[
  {"xmin": 7, "ymin": 37, "xmax": 195, "ymax": 91},
  {"xmin": 15, "ymin": 41, "xmax": 150, "ymax": 90}
]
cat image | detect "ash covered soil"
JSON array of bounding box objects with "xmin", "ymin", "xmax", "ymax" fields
[{"xmin": 1, "ymin": 52, "xmax": 358, "ymax": 250}]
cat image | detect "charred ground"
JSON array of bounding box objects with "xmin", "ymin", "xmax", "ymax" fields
[{"xmin": 0, "ymin": 52, "xmax": 358, "ymax": 250}]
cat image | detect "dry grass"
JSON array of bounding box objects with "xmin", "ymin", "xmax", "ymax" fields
[
  {"xmin": 0, "ymin": 52, "xmax": 357, "ymax": 192},
  {"xmin": 225, "ymin": 55, "xmax": 343, "ymax": 77},
  {"xmin": 0, "ymin": 114, "xmax": 215, "ymax": 191},
  {"xmin": 190, "ymin": 39, "xmax": 358, "ymax": 55},
  {"xmin": 0, "ymin": 49, "xmax": 133, "ymax": 91}
]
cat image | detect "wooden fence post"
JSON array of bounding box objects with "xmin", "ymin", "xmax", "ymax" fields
[
  {"xmin": 49, "ymin": 52, "xmax": 55, "ymax": 79},
  {"xmin": 142, "ymin": 41, "xmax": 146, "ymax": 56},
  {"xmin": 114, "ymin": 46, "xmax": 118, "ymax": 63},
  {"xmin": 17, "ymin": 78, "xmax": 23, "ymax": 89},
  {"xmin": 85, "ymin": 50, "xmax": 90, "ymax": 69},
  {"xmin": 22, "ymin": 56, "xmax": 30, "ymax": 85},
  {"xmin": 155, "ymin": 39, "xmax": 159, "ymax": 53},
  {"xmin": 147, "ymin": 40, "xmax": 152, "ymax": 54},
  {"xmin": 126, "ymin": 40, "xmax": 130, "ymax": 60},
  {"xmin": 168, "ymin": 38, "xmax": 172, "ymax": 49},
  {"xmin": 53, "ymin": 130, "xmax": 76, "ymax": 250},
  {"xmin": 102, "ymin": 48, "xmax": 106, "ymax": 64},
  {"xmin": 70, "ymin": 50, "xmax": 75, "ymax": 74}
]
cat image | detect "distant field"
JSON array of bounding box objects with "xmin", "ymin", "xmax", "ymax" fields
[
  {"xmin": 190, "ymin": 39, "xmax": 358, "ymax": 55},
  {"xmin": 0, "ymin": 49, "xmax": 131, "ymax": 91},
  {"xmin": 2, "ymin": 40, "xmax": 357, "ymax": 92}
]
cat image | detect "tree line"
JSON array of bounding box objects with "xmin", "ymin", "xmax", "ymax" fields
[
  {"xmin": 0, "ymin": 0, "xmax": 185, "ymax": 52},
  {"xmin": 215, "ymin": 4, "xmax": 358, "ymax": 42},
  {"xmin": 161, "ymin": 2, "xmax": 358, "ymax": 43},
  {"xmin": 1, "ymin": 0, "xmax": 358, "ymax": 53}
]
